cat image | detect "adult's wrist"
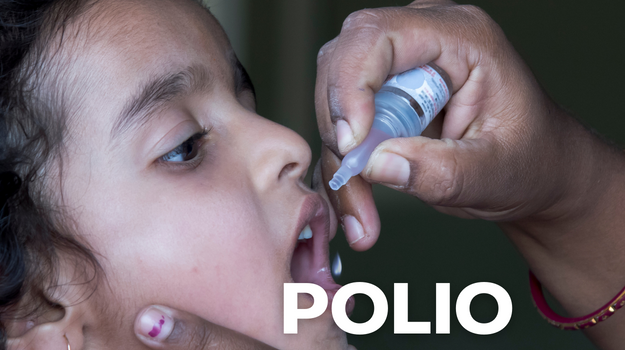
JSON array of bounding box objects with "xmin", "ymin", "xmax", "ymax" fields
[
  {"xmin": 509, "ymin": 104, "xmax": 625, "ymax": 233},
  {"xmin": 498, "ymin": 107, "xmax": 625, "ymax": 316}
]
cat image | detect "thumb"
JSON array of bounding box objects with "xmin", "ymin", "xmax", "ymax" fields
[
  {"xmin": 362, "ymin": 135, "xmax": 500, "ymax": 208},
  {"xmin": 134, "ymin": 305, "xmax": 276, "ymax": 350}
]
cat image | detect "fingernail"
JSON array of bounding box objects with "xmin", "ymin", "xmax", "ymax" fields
[
  {"xmin": 336, "ymin": 119, "xmax": 355, "ymax": 154},
  {"xmin": 138, "ymin": 307, "xmax": 174, "ymax": 342},
  {"xmin": 342, "ymin": 215, "xmax": 364, "ymax": 245},
  {"xmin": 367, "ymin": 152, "xmax": 410, "ymax": 186}
]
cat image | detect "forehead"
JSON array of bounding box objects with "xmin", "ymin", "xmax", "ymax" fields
[
  {"xmin": 85, "ymin": 0, "xmax": 228, "ymax": 48},
  {"xmin": 72, "ymin": 0, "xmax": 231, "ymax": 74},
  {"xmin": 51, "ymin": 0, "xmax": 234, "ymax": 135}
]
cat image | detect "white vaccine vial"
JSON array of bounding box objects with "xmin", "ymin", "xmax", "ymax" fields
[{"xmin": 329, "ymin": 63, "xmax": 452, "ymax": 191}]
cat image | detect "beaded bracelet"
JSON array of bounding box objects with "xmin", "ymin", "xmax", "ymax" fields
[{"xmin": 530, "ymin": 270, "xmax": 625, "ymax": 330}]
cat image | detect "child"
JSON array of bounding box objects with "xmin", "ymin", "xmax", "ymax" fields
[{"xmin": 0, "ymin": 0, "xmax": 350, "ymax": 349}]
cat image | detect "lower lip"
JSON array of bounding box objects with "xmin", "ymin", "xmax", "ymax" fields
[
  {"xmin": 326, "ymin": 288, "xmax": 356, "ymax": 317},
  {"xmin": 291, "ymin": 245, "xmax": 355, "ymax": 316}
]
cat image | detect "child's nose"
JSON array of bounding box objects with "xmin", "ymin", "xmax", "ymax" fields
[{"xmin": 243, "ymin": 116, "xmax": 312, "ymax": 192}]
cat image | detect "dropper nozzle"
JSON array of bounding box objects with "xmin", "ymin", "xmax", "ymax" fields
[
  {"xmin": 328, "ymin": 128, "xmax": 393, "ymax": 191},
  {"xmin": 329, "ymin": 166, "xmax": 352, "ymax": 191}
]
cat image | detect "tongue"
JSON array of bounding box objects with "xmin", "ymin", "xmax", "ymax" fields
[
  {"xmin": 290, "ymin": 241, "xmax": 355, "ymax": 315},
  {"xmin": 291, "ymin": 240, "xmax": 335, "ymax": 288}
]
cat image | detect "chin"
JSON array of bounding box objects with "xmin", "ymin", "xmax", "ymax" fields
[{"xmin": 280, "ymin": 308, "xmax": 349, "ymax": 350}]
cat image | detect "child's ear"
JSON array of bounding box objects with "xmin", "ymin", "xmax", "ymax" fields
[{"xmin": 7, "ymin": 297, "xmax": 92, "ymax": 350}]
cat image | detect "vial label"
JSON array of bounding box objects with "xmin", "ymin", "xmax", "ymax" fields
[{"xmin": 383, "ymin": 65, "xmax": 450, "ymax": 130}]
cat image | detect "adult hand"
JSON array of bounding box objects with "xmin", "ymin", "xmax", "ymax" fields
[
  {"xmin": 316, "ymin": 0, "xmax": 611, "ymax": 249},
  {"xmin": 134, "ymin": 305, "xmax": 276, "ymax": 349},
  {"xmin": 315, "ymin": 1, "xmax": 625, "ymax": 348}
]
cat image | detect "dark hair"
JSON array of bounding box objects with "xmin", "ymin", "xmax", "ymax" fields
[{"xmin": 0, "ymin": 0, "xmax": 100, "ymax": 347}]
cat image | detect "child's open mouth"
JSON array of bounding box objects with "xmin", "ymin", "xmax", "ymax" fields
[{"xmin": 290, "ymin": 194, "xmax": 355, "ymax": 316}]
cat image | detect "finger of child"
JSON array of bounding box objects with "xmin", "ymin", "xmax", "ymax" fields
[
  {"xmin": 135, "ymin": 305, "xmax": 275, "ymax": 350},
  {"xmin": 321, "ymin": 145, "xmax": 381, "ymax": 251},
  {"xmin": 362, "ymin": 135, "xmax": 501, "ymax": 208},
  {"xmin": 326, "ymin": 5, "xmax": 490, "ymax": 154}
]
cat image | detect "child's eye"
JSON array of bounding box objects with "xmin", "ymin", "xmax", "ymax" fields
[{"xmin": 160, "ymin": 130, "xmax": 208, "ymax": 163}]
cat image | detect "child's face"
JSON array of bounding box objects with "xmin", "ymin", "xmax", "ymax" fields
[{"xmin": 51, "ymin": 0, "xmax": 347, "ymax": 348}]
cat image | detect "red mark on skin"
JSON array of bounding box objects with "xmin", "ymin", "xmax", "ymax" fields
[{"xmin": 148, "ymin": 316, "xmax": 165, "ymax": 337}]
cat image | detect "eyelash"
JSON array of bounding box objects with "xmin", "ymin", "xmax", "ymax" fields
[{"xmin": 159, "ymin": 128, "xmax": 209, "ymax": 168}]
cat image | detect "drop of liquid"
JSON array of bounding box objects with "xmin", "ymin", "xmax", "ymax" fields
[{"xmin": 331, "ymin": 252, "xmax": 342, "ymax": 279}]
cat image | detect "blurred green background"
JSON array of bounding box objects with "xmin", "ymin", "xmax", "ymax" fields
[{"xmin": 210, "ymin": 0, "xmax": 625, "ymax": 349}]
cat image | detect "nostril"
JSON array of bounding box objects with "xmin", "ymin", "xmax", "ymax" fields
[{"xmin": 278, "ymin": 162, "xmax": 299, "ymax": 180}]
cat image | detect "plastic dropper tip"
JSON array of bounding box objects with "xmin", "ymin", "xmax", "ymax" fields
[{"xmin": 329, "ymin": 173, "xmax": 346, "ymax": 191}]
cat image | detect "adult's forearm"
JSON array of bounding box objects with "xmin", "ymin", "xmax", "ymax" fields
[{"xmin": 498, "ymin": 110, "xmax": 625, "ymax": 349}]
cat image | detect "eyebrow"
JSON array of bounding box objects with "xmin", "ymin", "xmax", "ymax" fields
[
  {"xmin": 110, "ymin": 65, "xmax": 212, "ymax": 141},
  {"xmin": 110, "ymin": 55, "xmax": 256, "ymax": 142}
]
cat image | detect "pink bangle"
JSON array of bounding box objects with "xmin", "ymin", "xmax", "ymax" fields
[{"xmin": 530, "ymin": 270, "xmax": 625, "ymax": 330}]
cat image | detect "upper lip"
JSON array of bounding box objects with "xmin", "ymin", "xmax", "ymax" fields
[{"xmin": 293, "ymin": 194, "xmax": 329, "ymax": 250}]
